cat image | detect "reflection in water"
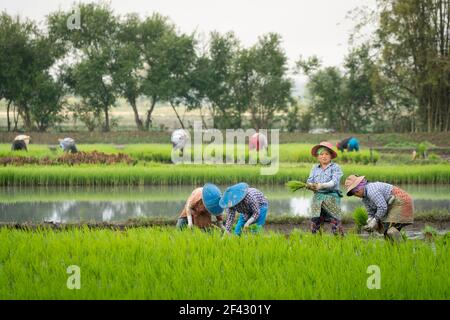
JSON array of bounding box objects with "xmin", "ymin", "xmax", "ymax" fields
[
  {"xmin": 0, "ymin": 185, "xmax": 449, "ymax": 223},
  {"xmin": 0, "ymin": 199, "xmax": 449, "ymax": 223}
]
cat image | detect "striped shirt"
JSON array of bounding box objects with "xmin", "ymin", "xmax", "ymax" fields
[
  {"xmin": 362, "ymin": 182, "xmax": 393, "ymax": 220},
  {"xmin": 306, "ymin": 162, "xmax": 343, "ymax": 192},
  {"xmin": 225, "ymin": 188, "xmax": 268, "ymax": 232}
]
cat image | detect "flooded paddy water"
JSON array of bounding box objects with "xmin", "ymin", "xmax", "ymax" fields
[{"xmin": 0, "ymin": 184, "xmax": 448, "ymax": 224}]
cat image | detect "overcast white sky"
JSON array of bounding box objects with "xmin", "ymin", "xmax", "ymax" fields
[{"xmin": 1, "ymin": 0, "xmax": 376, "ymax": 69}]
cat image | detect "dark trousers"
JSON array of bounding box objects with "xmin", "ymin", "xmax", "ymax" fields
[{"xmin": 311, "ymin": 208, "xmax": 344, "ymax": 235}]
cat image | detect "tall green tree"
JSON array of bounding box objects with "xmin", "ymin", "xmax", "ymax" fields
[
  {"xmin": 112, "ymin": 14, "xmax": 145, "ymax": 130},
  {"xmin": 375, "ymin": 0, "xmax": 450, "ymax": 132},
  {"xmin": 0, "ymin": 12, "xmax": 33, "ymax": 131},
  {"xmin": 193, "ymin": 32, "xmax": 241, "ymax": 129},
  {"xmin": 29, "ymin": 72, "xmax": 67, "ymax": 131},
  {"xmin": 138, "ymin": 13, "xmax": 178, "ymax": 130},
  {"xmin": 0, "ymin": 12, "xmax": 66, "ymax": 131},
  {"xmin": 248, "ymin": 33, "xmax": 293, "ymax": 129},
  {"xmin": 48, "ymin": 3, "xmax": 118, "ymax": 132},
  {"xmin": 157, "ymin": 31, "xmax": 197, "ymax": 129}
]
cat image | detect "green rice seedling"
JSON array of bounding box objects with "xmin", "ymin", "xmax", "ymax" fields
[
  {"xmin": 353, "ymin": 207, "xmax": 368, "ymax": 233},
  {"xmin": 285, "ymin": 180, "xmax": 307, "ymax": 192},
  {"xmin": 0, "ymin": 163, "xmax": 450, "ymax": 186},
  {"xmin": 1, "ymin": 143, "xmax": 383, "ymax": 164},
  {"xmin": 422, "ymin": 225, "xmax": 438, "ymax": 241},
  {"xmin": 0, "ymin": 228, "xmax": 448, "ymax": 299}
]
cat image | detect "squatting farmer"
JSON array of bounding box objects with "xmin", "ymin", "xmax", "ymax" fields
[
  {"xmin": 11, "ymin": 135, "xmax": 30, "ymax": 151},
  {"xmin": 306, "ymin": 141, "xmax": 344, "ymax": 235},
  {"xmin": 59, "ymin": 137, "xmax": 78, "ymax": 153},
  {"xmin": 176, "ymin": 183, "xmax": 225, "ymax": 230},
  {"xmin": 345, "ymin": 175, "xmax": 414, "ymax": 241},
  {"xmin": 219, "ymin": 183, "xmax": 268, "ymax": 236},
  {"xmin": 336, "ymin": 137, "xmax": 360, "ymax": 152}
]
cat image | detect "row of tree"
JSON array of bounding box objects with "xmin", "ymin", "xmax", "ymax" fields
[
  {"xmin": 0, "ymin": 0, "xmax": 448, "ymax": 133},
  {"xmin": 0, "ymin": 3, "xmax": 292, "ymax": 132},
  {"xmin": 297, "ymin": 0, "xmax": 449, "ymax": 133}
]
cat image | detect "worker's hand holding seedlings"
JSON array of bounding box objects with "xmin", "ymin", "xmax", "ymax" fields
[
  {"xmin": 243, "ymin": 217, "xmax": 256, "ymax": 230},
  {"xmin": 364, "ymin": 217, "xmax": 379, "ymax": 232},
  {"xmin": 306, "ymin": 183, "xmax": 320, "ymax": 191},
  {"xmin": 286, "ymin": 181, "xmax": 324, "ymax": 193}
]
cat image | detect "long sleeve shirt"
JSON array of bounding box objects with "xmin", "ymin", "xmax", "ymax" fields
[
  {"xmin": 362, "ymin": 182, "xmax": 393, "ymax": 220},
  {"xmin": 306, "ymin": 162, "xmax": 343, "ymax": 192},
  {"xmin": 225, "ymin": 188, "xmax": 268, "ymax": 232}
]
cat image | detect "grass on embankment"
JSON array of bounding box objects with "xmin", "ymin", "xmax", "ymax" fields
[
  {"xmin": 0, "ymin": 163, "xmax": 449, "ymax": 186},
  {"xmin": 0, "ymin": 227, "xmax": 448, "ymax": 299}
]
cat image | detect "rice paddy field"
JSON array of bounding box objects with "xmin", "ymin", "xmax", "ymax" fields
[
  {"xmin": 0, "ymin": 163, "xmax": 449, "ymax": 186},
  {"xmin": 0, "ymin": 143, "xmax": 382, "ymax": 164},
  {"xmin": 0, "ymin": 227, "xmax": 448, "ymax": 300},
  {"xmin": 0, "ymin": 140, "xmax": 449, "ymax": 300}
]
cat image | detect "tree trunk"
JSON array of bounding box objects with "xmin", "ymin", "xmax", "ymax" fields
[
  {"xmin": 13, "ymin": 105, "xmax": 19, "ymax": 131},
  {"xmin": 129, "ymin": 98, "xmax": 144, "ymax": 131},
  {"xmin": 199, "ymin": 106, "xmax": 208, "ymax": 129},
  {"xmin": 103, "ymin": 105, "xmax": 110, "ymax": 132},
  {"xmin": 170, "ymin": 101, "xmax": 185, "ymax": 129},
  {"xmin": 19, "ymin": 105, "xmax": 32, "ymax": 130},
  {"xmin": 6, "ymin": 100, "xmax": 11, "ymax": 132},
  {"xmin": 145, "ymin": 97, "xmax": 157, "ymax": 130}
]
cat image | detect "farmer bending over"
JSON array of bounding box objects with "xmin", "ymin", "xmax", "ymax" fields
[
  {"xmin": 59, "ymin": 137, "xmax": 78, "ymax": 153},
  {"xmin": 345, "ymin": 175, "xmax": 414, "ymax": 241},
  {"xmin": 336, "ymin": 137, "xmax": 359, "ymax": 152},
  {"xmin": 220, "ymin": 183, "xmax": 268, "ymax": 236},
  {"xmin": 11, "ymin": 135, "xmax": 30, "ymax": 151},
  {"xmin": 306, "ymin": 141, "xmax": 344, "ymax": 235},
  {"xmin": 177, "ymin": 183, "xmax": 225, "ymax": 230}
]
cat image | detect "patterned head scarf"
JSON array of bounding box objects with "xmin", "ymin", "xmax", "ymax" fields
[{"xmin": 352, "ymin": 178, "xmax": 367, "ymax": 194}]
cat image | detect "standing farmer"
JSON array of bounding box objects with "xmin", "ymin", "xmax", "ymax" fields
[
  {"xmin": 177, "ymin": 183, "xmax": 225, "ymax": 230},
  {"xmin": 11, "ymin": 135, "xmax": 30, "ymax": 151},
  {"xmin": 307, "ymin": 142, "xmax": 344, "ymax": 235},
  {"xmin": 345, "ymin": 175, "xmax": 414, "ymax": 240},
  {"xmin": 220, "ymin": 183, "xmax": 268, "ymax": 236},
  {"xmin": 336, "ymin": 137, "xmax": 360, "ymax": 152}
]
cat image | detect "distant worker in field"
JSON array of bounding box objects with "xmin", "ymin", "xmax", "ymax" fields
[
  {"xmin": 176, "ymin": 183, "xmax": 225, "ymax": 230},
  {"xmin": 345, "ymin": 175, "xmax": 414, "ymax": 241},
  {"xmin": 171, "ymin": 129, "xmax": 190, "ymax": 157},
  {"xmin": 11, "ymin": 135, "xmax": 30, "ymax": 151},
  {"xmin": 59, "ymin": 137, "xmax": 78, "ymax": 153},
  {"xmin": 336, "ymin": 137, "xmax": 360, "ymax": 152},
  {"xmin": 249, "ymin": 132, "xmax": 268, "ymax": 152},
  {"xmin": 306, "ymin": 142, "xmax": 344, "ymax": 235},
  {"xmin": 219, "ymin": 183, "xmax": 269, "ymax": 236}
]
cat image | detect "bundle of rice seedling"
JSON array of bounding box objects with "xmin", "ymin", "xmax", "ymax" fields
[
  {"xmin": 353, "ymin": 207, "xmax": 368, "ymax": 233},
  {"xmin": 285, "ymin": 180, "xmax": 307, "ymax": 192}
]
